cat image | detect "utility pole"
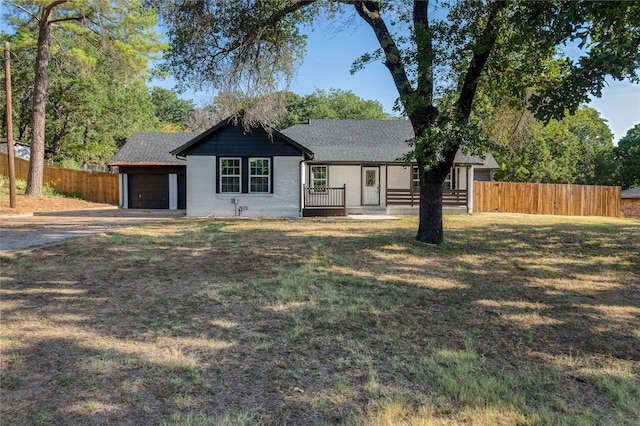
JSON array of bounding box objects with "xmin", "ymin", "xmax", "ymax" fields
[{"xmin": 4, "ymin": 42, "xmax": 16, "ymax": 208}]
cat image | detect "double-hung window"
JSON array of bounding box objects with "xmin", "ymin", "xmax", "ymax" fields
[
  {"xmin": 443, "ymin": 170, "xmax": 453, "ymax": 190},
  {"xmin": 249, "ymin": 158, "xmax": 270, "ymax": 193},
  {"xmin": 311, "ymin": 165, "xmax": 327, "ymax": 188},
  {"xmin": 310, "ymin": 165, "xmax": 327, "ymax": 193},
  {"xmin": 220, "ymin": 158, "xmax": 241, "ymax": 193},
  {"xmin": 219, "ymin": 157, "xmax": 271, "ymax": 194},
  {"xmin": 412, "ymin": 166, "xmax": 454, "ymax": 190},
  {"xmin": 412, "ymin": 166, "xmax": 420, "ymax": 191}
]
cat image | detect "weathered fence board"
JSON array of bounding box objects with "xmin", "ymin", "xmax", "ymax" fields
[
  {"xmin": 1, "ymin": 153, "xmax": 118, "ymax": 205},
  {"xmin": 474, "ymin": 181, "xmax": 620, "ymax": 217}
]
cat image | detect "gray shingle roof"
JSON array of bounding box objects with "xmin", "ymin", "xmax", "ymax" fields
[
  {"xmin": 110, "ymin": 132, "xmax": 196, "ymax": 165},
  {"xmin": 621, "ymin": 186, "xmax": 640, "ymax": 199},
  {"xmin": 281, "ymin": 119, "xmax": 498, "ymax": 167},
  {"xmin": 281, "ymin": 120, "xmax": 414, "ymax": 163},
  {"xmin": 113, "ymin": 120, "xmax": 501, "ymax": 168}
]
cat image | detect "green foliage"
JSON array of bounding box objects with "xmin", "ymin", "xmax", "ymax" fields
[
  {"xmin": 149, "ymin": 87, "xmax": 195, "ymax": 130},
  {"xmin": 1, "ymin": 26, "xmax": 164, "ymax": 167},
  {"xmin": 408, "ymin": 119, "xmax": 489, "ymax": 172},
  {"xmin": 185, "ymin": 89, "xmax": 393, "ymax": 132},
  {"xmin": 490, "ymin": 106, "xmax": 614, "ymax": 185},
  {"xmin": 612, "ymin": 124, "xmax": 640, "ymax": 189},
  {"xmin": 280, "ymin": 88, "xmax": 393, "ymax": 129},
  {"xmin": 5, "ymin": 1, "xmax": 165, "ymax": 77},
  {"xmin": 493, "ymin": 1, "xmax": 640, "ymax": 121},
  {"xmin": 1, "ymin": 0, "xmax": 166, "ymax": 183}
]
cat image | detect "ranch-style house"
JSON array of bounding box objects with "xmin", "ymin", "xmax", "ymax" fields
[{"xmin": 110, "ymin": 117, "xmax": 499, "ymax": 217}]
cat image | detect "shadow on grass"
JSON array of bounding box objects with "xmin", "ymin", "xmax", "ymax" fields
[{"xmin": 1, "ymin": 216, "xmax": 638, "ymax": 424}]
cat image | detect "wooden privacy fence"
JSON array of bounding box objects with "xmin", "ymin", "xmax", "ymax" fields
[
  {"xmin": 1, "ymin": 152, "xmax": 119, "ymax": 205},
  {"xmin": 474, "ymin": 181, "xmax": 621, "ymax": 217}
]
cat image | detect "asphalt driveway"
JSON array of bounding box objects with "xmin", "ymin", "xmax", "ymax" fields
[{"xmin": 0, "ymin": 208, "xmax": 185, "ymax": 252}]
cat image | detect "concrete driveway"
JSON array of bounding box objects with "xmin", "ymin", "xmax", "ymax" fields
[{"xmin": 0, "ymin": 208, "xmax": 185, "ymax": 252}]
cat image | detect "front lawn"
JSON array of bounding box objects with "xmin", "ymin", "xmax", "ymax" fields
[{"xmin": 1, "ymin": 214, "xmax": 638, "ymax": 425}]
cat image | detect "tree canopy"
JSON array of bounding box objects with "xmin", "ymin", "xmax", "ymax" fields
[
  {"xmin": 156, "ymin": 0, "xmax": 640, "ymax": 244},
  {"xmin": 3, "ymin": 0, "xmax": 165, "ymax": 195},
  {"xmin": 281, "ymin": 88, "xmax": 393, "ymax": 129},
  {"xmin": 1, "ymin": 31, "xmax": 166, "ymax": 168},
  {"xmin": 149, "ymin": 86, "xmax": 195, "ymax": 131},
  {"xmin": 184, "ymin": 88, "xmax": 393, "ymax": 133},
  {"xmin": 487, "ymin": 105, "xmax": 614, "ymax": 185},
  {"xmin": 612, "ymin": 124, "xmax": 640, "ymax": 190}
]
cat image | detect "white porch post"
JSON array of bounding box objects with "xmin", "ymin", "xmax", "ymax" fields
[
  {"xmin": 466, "ymin": 166, "xmax": 474, "ymax": 214},
  {"xmin": 120, "ymin": 174, "xmax": 128, "ymax": 209},
  {"xmin": 169, "ymin": 174, "xmax": 178, "ymax": 210}
]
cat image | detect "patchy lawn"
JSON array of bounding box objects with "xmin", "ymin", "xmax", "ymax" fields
[{"xmin": 1, "ymin": 215, "xmax": 638, "ymax": 425}]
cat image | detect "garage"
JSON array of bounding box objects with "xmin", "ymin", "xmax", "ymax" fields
[
  {"xmin": 117, "ymin": 165, "xmax": 186, "ymax": 210},
  {"xmin": 128, "ymin": 173, "xmax": 169, "ymax": 209},
  {"xmin": 110, "ymin": 132, "xmax": 193, "ymax": 210}
]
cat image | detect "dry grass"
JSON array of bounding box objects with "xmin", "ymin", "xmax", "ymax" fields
[
  {"xmin": 0, "ymin": 179, "xmax": 113, "ymax": 215},
  {"xmin": 1, "ymin": 214, "xmax": 639, "ymax": 425}
]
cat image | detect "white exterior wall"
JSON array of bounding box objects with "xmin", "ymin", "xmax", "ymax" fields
[
  {"xmin": 186, "ymin": 156, "xmax": 216, "ymax": 216},
  {"xmin": 327, "ymin": 165, "xmax": 362, "ymax": 207},
  {"xmin": 169, "ymin": 174, "xmax": 178, "ymax": 210},
  {"xmin": 186, "ymin": 155, "xmax": 303, "ymax": 217},
  {"xmin": 387, "ymin": 165, "xmax": 411, "ymax": 189},
  {"xmin": 467, "ymin": 166, "xmax": 474, "ymax": 214},
  {"xmin": 119, "ymin": 174, "xmax": 128, "ymax": 208}
]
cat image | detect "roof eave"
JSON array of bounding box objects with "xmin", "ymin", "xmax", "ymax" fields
[{"xmin": 108, "ymin": 161, "xmax": 185, "ymax": 167}]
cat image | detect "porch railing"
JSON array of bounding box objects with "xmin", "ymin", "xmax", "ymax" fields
[
  {"xmin": 386, "ymin": 188, "xmax": 467, "ymax": 207},
  {"xmin": 303, "ymin": 185, "xmax": 346, "ymax": 208}
]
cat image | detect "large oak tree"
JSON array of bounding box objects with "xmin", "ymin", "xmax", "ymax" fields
[{"xmin": 157, "ymin": 0, "xmax": 640, "ymax": 244}]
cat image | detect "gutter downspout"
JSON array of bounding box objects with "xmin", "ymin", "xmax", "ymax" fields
[
  {"xmin": 299, "ymin": 152, "xmax": 314, "ymax": 217},
  {"xmin": 299, "ymin": 158, "xmax": 306, "ymax": 217}
]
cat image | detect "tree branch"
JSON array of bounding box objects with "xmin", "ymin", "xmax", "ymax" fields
[
  {"xmin": 50, "ymin": 16, "xmax": 84, "ymax": 25},
  {"xmin": 456, "ymin": 0, "xmax": 507, "ymax": 121},
  {"xmin": 264, "ymin": 0, "xmax": 315, "ymax": 27},
  {"xmin": 413, "ymin": 0, "xmax": 433, "ymax": 105},
  {"xmin": 4, "ymin": 1, "xmax": 41, "ymax": 23},
  {"xmin": 352, "ymin": 1, "xmax": 414, "ymax": 111}
]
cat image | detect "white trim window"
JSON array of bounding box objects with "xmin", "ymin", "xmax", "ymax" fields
[
  {"xmin": 412, "ymin": 166, "xmax": 420, "ymax": 190},
  {"xmin": 311, "ymin": 165, "xmax": 327, "ymax": 188},
  {"xmin": 413, "ymin": 166, "xmax": 454, "ymax": 190},
  {"xmin": 249, "ymin": 158, "xmax": 270, "ymax": 193},
  {"xmin": 443, "ymin": 170, "xmax": 453, "ymax": 190},
  {"xmin": 220, "ymin": 158, "xmax": 241, "ymax": 193}
]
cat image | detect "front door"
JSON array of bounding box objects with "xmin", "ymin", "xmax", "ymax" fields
[{"xmin": 362, "ymin": 167, "xmax": 380, "ymax": 205}]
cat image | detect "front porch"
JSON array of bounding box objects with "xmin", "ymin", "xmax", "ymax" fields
[
  {"xmin": 302, "ymin": 186, "xmax": 468, "ymax": 217},
  {"xmin": 386, "ymin": 188, "xmax": 468, "ymax": 207},
  {"xmin": 302, "ymin": 186, "xmax": 347, "ymax": 217}
]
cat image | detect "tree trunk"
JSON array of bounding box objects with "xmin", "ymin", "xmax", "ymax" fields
[
  {"xmin": 416, "ymin": 177, "xmax": 444, "ymax": 245},
  {"xmin": 413, "ymin": 147, "xmax": 457, "ymax": 245},
  {"xmin": 25, "ymin": 18, "xmax": 51, "ymax": 196}
]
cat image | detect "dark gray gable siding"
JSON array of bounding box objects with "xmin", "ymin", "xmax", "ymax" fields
[
  {"xmin": 187, "ymin": 125, "xmax": 301, "ymax": 156},
  {"xmin": 176, "ymin": 122, "xmax": 311, "ymax": 157}
]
